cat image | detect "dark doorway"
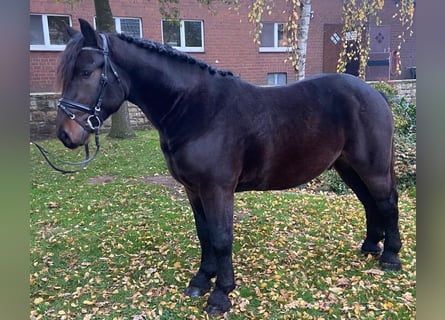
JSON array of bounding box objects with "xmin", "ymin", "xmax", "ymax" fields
[{"xmin": 323, "ymin": 24, "xmax": 359, "ymax": 76}]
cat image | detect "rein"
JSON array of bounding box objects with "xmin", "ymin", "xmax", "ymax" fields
[
  {"xmin": 32, "ymin": 33, "xmax": 120, "ymax": 174},
  {"xmin": 31, "ymin": 133, "xmax": 100, "ymax": 174}
]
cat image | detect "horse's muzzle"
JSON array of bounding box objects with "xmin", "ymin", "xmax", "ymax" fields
[{"xmin": 58, "ymin": 129, "xmax": 80, "ymax": 149}]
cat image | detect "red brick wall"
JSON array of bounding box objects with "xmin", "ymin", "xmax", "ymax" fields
[
  {"xmin": 29, "ymin": 0, "xmax": 416, "ymax": 92},
  {"xmin": 30, "ymin": 52, "xmax": 58, "ymax": 92}
]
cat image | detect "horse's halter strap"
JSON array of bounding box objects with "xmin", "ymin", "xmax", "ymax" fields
[
  {"xmin": 32, "ymin": 34, "xmax": 121, "ymax": 174},
  {"xmin": 58, "ymin": 33, "xmax": 121, "ymax": 132}
]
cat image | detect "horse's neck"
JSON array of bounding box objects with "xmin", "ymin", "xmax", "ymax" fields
[
  {"xmin": 113, "ymin": 42, "xmax": 205, "ymax": 131},
  {"xmin": 113, "ymin": 38, "xmax": 217, "ymax": 144}
]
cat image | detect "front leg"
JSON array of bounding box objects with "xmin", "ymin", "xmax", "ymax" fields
[
  {"xmin": 184, "ymin": 189, "xmax": 217, "ymax": 297},
  {"xmin": 202, "ymin": 186, "xmax": 236, "ymax": 314},
  {"xmin": 185, "ymin": 186, "xmax": 236, "ymax": 315}
]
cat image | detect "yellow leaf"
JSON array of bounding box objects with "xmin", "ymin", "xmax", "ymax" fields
[
  {"xmin": 354, "ymin": 302, "xmax": 361, "ymax": 314},
  {"xmin": 33, "ymin": 297, "xmax": 44, "ymax": 304},
  {"xmin": 173, "ymin": 261, "xmax": 181, "ymax": 269},
  {"xmin": 329, "ymin": 287, "xmax": 344, "ymax": 294},
  {"xmin": 362, "ymin": 268, "xmax": 384, "ymax": 276}
]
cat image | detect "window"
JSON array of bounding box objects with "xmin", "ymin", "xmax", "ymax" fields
[
  {"xmin": 267, "ymin": 73, "xmax": 287, "ymax": 86},
  {"xmin": 259, "ymin": 22, "xmax": 291, "ymax": 52},
  {"xmin": 94, "ymin": 17, "xmax": 142, "ymax": 38},
  {"xmin": 30, "ymin": 14, "xmax": 71, "ymax": 51},
  {"xmin": 162, "ymin": 20, "xmax": 204, "ymax": 52},
  {"xmin": 116, "ymin": 18, "xmax": 142, "ymax": 38}
]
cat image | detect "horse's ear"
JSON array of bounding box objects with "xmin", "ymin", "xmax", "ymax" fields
[
  {"xmin": 79, "ymin": 18, "xmax": 98, "ymax": 48},
  {"xmin": 64, "ymin": 21, "xmax": 78, "ymax": 38}
]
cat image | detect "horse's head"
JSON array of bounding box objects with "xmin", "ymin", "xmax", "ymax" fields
[{"xmin": 56, "ymin": 19, "xmax": 127, "ymax": 149}]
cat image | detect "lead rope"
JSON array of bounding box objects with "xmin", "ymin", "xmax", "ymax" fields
[{"xmin": 30, "ymin": 131, "xmax": 100, "ymax": 174}]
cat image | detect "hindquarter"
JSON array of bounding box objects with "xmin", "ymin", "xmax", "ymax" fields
[{"xmin": 340, "ymin": 82, "xmax": 395, "ymax": 175}]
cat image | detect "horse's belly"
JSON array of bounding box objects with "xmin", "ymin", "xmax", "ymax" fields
[
  {"xmin": 236, "ymin": 170, "xmax": 321, "ymax": 192},
  {"xmin": 236, "ymin": 149, "xmax": 340, "ymax": 192}
]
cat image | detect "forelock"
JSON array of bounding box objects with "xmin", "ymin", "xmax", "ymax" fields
[{"xmin": 56, "ymin": 33, "xmax": 84, "ymax": 92}]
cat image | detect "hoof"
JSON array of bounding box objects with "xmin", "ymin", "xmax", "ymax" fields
[
  {"xmin": 361, "ymin": 239, "xmax": 382, "ymax": 257},
  {"xmin": 204, "ymin": 302, "xmax": 231, "ymax": 316},
  {"xmin": 184, "ymin": 285, "xmax": 210, "ymax": 297},
  {"xmin": 205, "ymin": 288, "xmax": 232, "ymax": 315},
  {"xmin": 380, "ymin": 260, "xmax": 402, "ymax": 271},
  {"xmin": 361, "ymin": 248, "xmax": 382, "ymax": 257},
  {"xmin": 380, "ymin": 252, "xmax": 402, "ymax": 271}
]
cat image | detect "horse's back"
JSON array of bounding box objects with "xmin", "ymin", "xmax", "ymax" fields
[{"xmin": 231, "ymin": 73, "xmax": 394, "ymax": 191}]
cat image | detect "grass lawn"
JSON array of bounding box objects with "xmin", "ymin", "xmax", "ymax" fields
[{"xmin": 30, "ymin": 130, "xmax": 416, "ymax": 319}]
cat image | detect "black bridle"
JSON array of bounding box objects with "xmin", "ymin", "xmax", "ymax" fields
[
  {"xmin": 32, "ymin": 33, "xmax": 121, "ymax": 174},
  {"xmin": 58, "ymin": 33, "xmax": 121, "ymax": 132}
]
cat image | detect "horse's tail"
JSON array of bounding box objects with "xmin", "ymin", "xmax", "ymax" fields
[
  {"xmin": 379, "ymin": 90, "xmax": 397, "ymax": 188},
  {"xmin": 391, "ymin": 137, "xmax": 398, "ymax": 187}
]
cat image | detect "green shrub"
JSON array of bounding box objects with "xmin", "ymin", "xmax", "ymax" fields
[
  {"xmin": 373, "ymin": 81, "xmax": 416, "ymax": 142},
  {"xmin": 372, "ymin": 81, "xmax": 416, "ymax": 191}
]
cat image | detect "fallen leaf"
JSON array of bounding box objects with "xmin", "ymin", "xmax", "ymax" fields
[
  {"xmin": 33, "ymin": 297, "xmax": 44, "ymax": 304},
  {"xmin": 362, "ymin": 268, "xmax": 385, "ymax": 276}
]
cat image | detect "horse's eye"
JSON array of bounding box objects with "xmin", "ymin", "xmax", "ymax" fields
[{"xmin": 81, "ymin": 70, "xmax": 92, "ymax": 79}]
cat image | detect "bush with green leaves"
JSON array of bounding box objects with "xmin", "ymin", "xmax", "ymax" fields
[
  {"xmin": 373, "ymin": 81, "xmax": 416, "ymax": 142},
  {"xmin": 373, "ymin": 81, "xmax": 416, "ymax": 191}
]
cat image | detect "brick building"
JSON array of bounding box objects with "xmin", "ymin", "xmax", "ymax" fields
[{"xmin": 30, "ymin": 0, "xmax": 416, "ymax": 93}]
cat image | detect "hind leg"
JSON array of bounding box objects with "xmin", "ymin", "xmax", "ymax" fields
[
  {"xmin": 336, "ymin": 155, "xmax": 402, "ymax": 270},
  {"xmin": 334, "ymin": 158, "xmax": 385, "ymax": 256},
  {"xmin": 373, "ymin": 185, "xmax": 402, "ymax": 270},
  {"xmin": 358, "ymin": 155, "xmax": 402, "ymax": 271}
]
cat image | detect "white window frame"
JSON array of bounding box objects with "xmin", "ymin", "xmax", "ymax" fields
[
  {"xmin": 30, "ymin": 14, "xmax": 72, "ymax": 51},
  {"xmin": 161, "ymin": 20, "xmax": 205, "ymax": 53},
  {"xmin": 259, "ymin": 22, "xmax": 292, "ymax": 53},
  {"xmin": 94, "ymin": 16, "xmax": 143, "ymax": 38},
  {"xmin": 267, "ymin": 73, "xmax": 287, "ymax": 86}
]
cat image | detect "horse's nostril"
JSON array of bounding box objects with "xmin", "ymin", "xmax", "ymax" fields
[
  {"xmin": 58, "ymin": 129, "xmax": 69, "ymax": 143},
  {"xmin": 58, "ymin": 130, "xmax": 76, "ymax": 149}
]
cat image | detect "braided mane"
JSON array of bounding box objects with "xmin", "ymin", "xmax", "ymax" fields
[{"xmin": 116, "ymin": 33, "xmax": 233, "ymax": 77}]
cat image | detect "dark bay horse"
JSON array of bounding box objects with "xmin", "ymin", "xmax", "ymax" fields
[{"xmin": 55, "ymin": 19, "xmax": 402, "ymax": 314}]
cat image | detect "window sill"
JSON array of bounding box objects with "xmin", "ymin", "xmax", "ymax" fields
[
  {"xmin": 30, "ymin": 45, "xmax": 66, "ymax": 52},
  {"xmin": 259, "ymin": 47, "xmax": 291, "ymax": 53},
  {"xmin": 173, "ymin": 46, "xmax": 205, "ymax": 53}
]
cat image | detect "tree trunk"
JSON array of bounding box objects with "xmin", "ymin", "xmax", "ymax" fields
[
  {"xmin": 296, "ymin": 0, "xmax": 312, "ymax": 80},
  {"xmin": 94, "ymin": 0, "xmax": 135, "ymax": 139},
  {"xmin": 93, "ymin": 0, "xmax": 114, "ymax": 32},
  {"xmin": 107, "ymin": 101, "xmax": 136, "ymax": 138}
]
